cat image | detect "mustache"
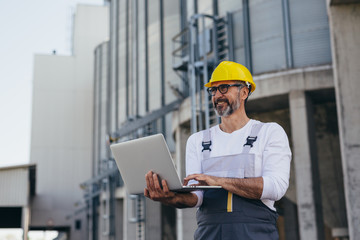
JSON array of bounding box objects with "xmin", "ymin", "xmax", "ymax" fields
[{"xmin": 214, "ymin": 97, "xmax": 230, "ymax": 105}]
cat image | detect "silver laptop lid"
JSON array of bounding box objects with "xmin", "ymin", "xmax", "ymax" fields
[{"xmin": 110, "ymin": 134, "xmax": 184, "ymax": 194}]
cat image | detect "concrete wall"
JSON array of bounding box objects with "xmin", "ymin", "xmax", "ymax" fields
[
  {"xmin": 328, "ymin": 3, "xmax": 360, "ymax": 239},
  {"xmin": 30, "ymin": 5, "xmax": 108, "ymax": 239}
]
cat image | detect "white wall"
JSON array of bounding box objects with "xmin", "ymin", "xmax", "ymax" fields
[{"xmin": 30, "ymin": 4, "xmax": 108, "ymax": 238}]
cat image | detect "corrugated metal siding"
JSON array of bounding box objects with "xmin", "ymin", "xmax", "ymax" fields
[
  {"xmin": 218, "ymin": 0, "xmax": 243, "ymax": 16},
  {"xmin": 94, "ymin": 42, "xmax": 110, "ymax": 170},
  {"xmin": 250, "ymin": 0, "xmax": 287, "ymax": 74},
  {"xmin": 289, "ymin": 0, "xmax": 332, "ymax": 67},
  {"xmin": 94, "ymin": 45, "xmax": 102, "ymax": 175},
  {"xmin": 232, "ymin": 9, "xmax": 246, "ymax": 65},
  {"xmin": 0, "ymin": 168, "xmax": 28, "ymax": 206}
]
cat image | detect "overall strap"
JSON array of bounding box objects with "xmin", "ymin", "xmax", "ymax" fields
[
  {"xmin": 242, "ymin": 122, "xmax": 264, "ymax": 154},
  {"xmin": 202, "ymin": 129, "xmax": 212, "ymax": 159}
]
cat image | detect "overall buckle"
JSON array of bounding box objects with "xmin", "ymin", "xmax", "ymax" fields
[
  {"xmin": 244, "ymin": 136, "xmax": 257, "ymax": 148},
  {"xmin": 202, "ymin": 141, "xmax": 212, "ymax": 152}
]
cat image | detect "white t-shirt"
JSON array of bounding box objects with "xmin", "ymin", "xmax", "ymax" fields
[{"xmin": 185, "ymin": 119, "xmax": 292, "ymax": 210}]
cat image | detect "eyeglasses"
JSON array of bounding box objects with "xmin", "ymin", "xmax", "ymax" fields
[{"xmin": 207, "ymin": 84, "xmax": 244, "ymax": 96}]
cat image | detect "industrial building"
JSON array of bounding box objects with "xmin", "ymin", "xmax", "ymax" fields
[
  {"xmin": 26, "ymin": 0, "xmax": 359, "ymax": 240},
  {"xmin": 29, "ymin": 4, "xmax": 109, "ymax": 239},
  {"xmin": 0, "ymin": 164, "xmax": 36, "ymax": 240}
]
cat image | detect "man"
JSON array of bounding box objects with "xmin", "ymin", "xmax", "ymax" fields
[{"xmin": 144, "ymin": 61, "xmax": 291, "ymax": 239}]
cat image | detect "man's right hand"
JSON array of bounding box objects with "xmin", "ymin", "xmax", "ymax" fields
[
  {"xmin": 144, "ymin": 170, "xmax": 199, "ymax": 208},
  {"xmin": 144, "ymin": 171, "xmax": 175, "ymax": 204}
]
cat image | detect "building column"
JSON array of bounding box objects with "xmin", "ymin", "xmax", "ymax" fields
[
  {"xmin": 289, "ymin": 90, "xmax": 324, "ymax": 240},
  {"xmin": 327, "ymin": 3, "xmax": 360, "ymax": 239},
  {"xmin": 175, "ymin": 125, "xmax": 197, "ymax": 240},
  {"xmin": 145, "ymin": 199, "xmax": 161, "ymax": 240},
  {"xmin": 22, "ymin": 207, "xmax": 29, "ymax": 240}
]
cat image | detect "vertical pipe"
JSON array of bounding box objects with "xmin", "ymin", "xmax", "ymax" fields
[
  {"xmin": 98, "ymin": 45, "xmax": 103, "ymax": 175},
  {"xmin": 180, "ymin": 0, "xmax": 187, "ymax": 31},
  {"xmin": 227, "ymin": 12, "xmax": 235, "ymax": 61},
  {"xmin": 212, "ymin": 17, "xmax": 220, "ymax": 125},
  {"xmin": 107, "ymin": 44, "xmax": 111, "ymax": 160},
  {"xmin": 202, "ymin": 17, "xmax": 210, "ymax": 130},
  {"xmin": 108, "ymin": 0, "xmax": 113, "ymax": 134},
  {"xmin": 190, "ymin": 18, "xmax": 197, "ymax": 134},
  {"xmin": 109, "ymin": 175, "xmax": 116, "ymax": 239},
  {"xmin": 125, "ymin": 0, "xmax": 130, "ymax": 118},
  {"xmin": 197, "ymin": 17, "xmax": 203, "ymax": 131},
  {"xmin": 133, "ymin": 0, "xmax": 139, "ymax": 117},
  {"xmin": 115, "ymin": 0, "xmax": 120, "ymax": 129},
  {"xmin": 159, "ymin": 0, "xmax": 166, "ymax": 136},
  {"xmin": 194, "ymin": 0, "xmax": 198, "ymax": 15},
  {"xmin": 242, "ymin": 0, "xmax": 252, "ymax": 72},
  {"xmin": 92, "ymin": 48, "xmax": 98, "ymax": 177},
  {"xmin": 92, "ymin": 194, "xmax": 99, "ymax": 240},
  {"xmin": 212, "ymin": 0, "xmax": 218, "ymax": 16},
  {"xmin": 180, "ymin": 0, "xmax": 188, "ymax": 97},
  {"xmin": 212, "ymin": 17, "xmax": 219, "ymax": 65},
  {"xmin": 282, "ymin": 0, "xmax": 293, "ymax": 68},
  {"xmin": 145, "ymin": 0, "xmax": 149, "ymax": 113}
]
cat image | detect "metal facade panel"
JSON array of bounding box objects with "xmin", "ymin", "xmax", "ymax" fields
[
  {"xmin": 94, "ymin": 45, "xmax": 101, "ymax": 175},
  {"xmin": 218, "ymin": 0, "xmax": 243, "ymax": 16},
  {"xmin": 232, "ymin": 10, "xmax": 246, "ymax": 65},
  {"xmin": 118, "ymin": 0, "xmax": 127, "ymax": 125},
  {"xmin": 289, "ymin": 0, "xmax": 332, "ymax": 67},
  {"xmin": 250, "ymin": 0, "xmax": 287, "ymax": 74},
  {"xmin": 0, "ymin": 168, "xmax": 28, "ymax": 206},
  {"xmin": 100, "ymin": 43, "xmax": 109, "ymax": 162}
]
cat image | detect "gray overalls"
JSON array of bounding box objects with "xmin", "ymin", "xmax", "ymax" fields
[{"xmin": 194, "ymin": 123, "xmax": 279, "ymax": 240}]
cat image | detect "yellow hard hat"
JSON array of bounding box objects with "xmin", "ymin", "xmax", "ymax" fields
[{"xmin": 205, "ymin": 61, "xmax": 256, "ymax": 93}]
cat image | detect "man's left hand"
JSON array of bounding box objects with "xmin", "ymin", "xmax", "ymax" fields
[{"xmin": 184, "ymin": 174, "xmax": 222, "ymax": 187}]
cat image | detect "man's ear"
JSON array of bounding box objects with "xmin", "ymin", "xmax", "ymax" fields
[{"xmin": 241, "ymin": 87, "xmax": 249, "ymax": 101}]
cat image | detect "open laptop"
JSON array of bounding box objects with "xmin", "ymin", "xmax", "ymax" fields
[{"xmin": 110, "ymin": 134, "xmax": 221, "ymax": 195}]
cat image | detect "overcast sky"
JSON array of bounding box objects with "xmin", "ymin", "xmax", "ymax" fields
[{"xmin": 0, "ymin": 0, "xmax": 104, "ymax": 167}]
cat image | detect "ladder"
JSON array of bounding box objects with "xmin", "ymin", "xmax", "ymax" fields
[{"xmin": 172, "ymin": 13, "xmax": 234, "ymax": 134}]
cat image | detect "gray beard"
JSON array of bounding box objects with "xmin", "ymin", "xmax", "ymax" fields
[{"xmin": 213, "ymin": 93, "xmax": 241, "ymax": 117}]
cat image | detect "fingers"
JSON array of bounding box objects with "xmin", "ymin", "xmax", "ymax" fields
[
  {"xmin": 146, "ymin": 171, "xmax": 155, "ymax": 190},
  {"xmin": 184, "ymin": 174, "xmax": 203, "ymax": 184},
  {"xmin": 153, "ymin": 173, "xmax": 162, "ymax": 192},
  {"xmin": 184, "ymin": 174, "xmax": 217, "ymax": 186},
  {"xmin": 144, "ymin": 172, "xmax": 175, "ymax": 202},
  {"xmin": 144, "ymin": 188, "xmax": 149, "ymax": 197},
  {"xmin": 145, "ymin": 172, "xmax": 164, "ymax": 193},
  {"xmin": 162, "ymin": 179, "xmax": 169, "ymax": 193}
]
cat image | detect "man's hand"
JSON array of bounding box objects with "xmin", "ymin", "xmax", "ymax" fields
[
  {"xmin": 184, "ymin": 173, "xmax": 264, "ymax": 199},
  {"xmin": 144, "ymin": 171, "xmax": 175, "ymax": 204},
  {"xmin": 183, "ymin": 173, "xmax": 222, "ymax": 187},
  {"xmin": 144, "ymin": 171, "xmax": 199, "ymax": 208}
]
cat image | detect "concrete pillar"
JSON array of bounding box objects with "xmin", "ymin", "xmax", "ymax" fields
[
  {"xmin": 145, "ymin": 199, "xmax": 161, "ymax": 240},
  {"xmin": 175, "ymin": 126, "xmax": 197, "ymax": 240},
  {"xmin": 123, "ymin": 195, "xmax": 136, "ymax": 240},
  {"xmin": 22, "ymin": 207, "xmax": 29, "ymax": 240},
  {"xmin": 327, "ymin": 3, "xmax": 360, "ymax": 239},
  {"xmin": 289, "ymin": 90, "xmax": 324, "ymax": 240}
]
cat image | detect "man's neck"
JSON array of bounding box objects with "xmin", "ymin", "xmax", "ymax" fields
[{"xmin": 219, "ymin": 108, "xmax": 250, "ymax": 133}]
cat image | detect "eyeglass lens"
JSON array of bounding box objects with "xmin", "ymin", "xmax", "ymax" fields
[{"xmin": 208, "ymin": 84, "xmax": 241, "ymax": 96}]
